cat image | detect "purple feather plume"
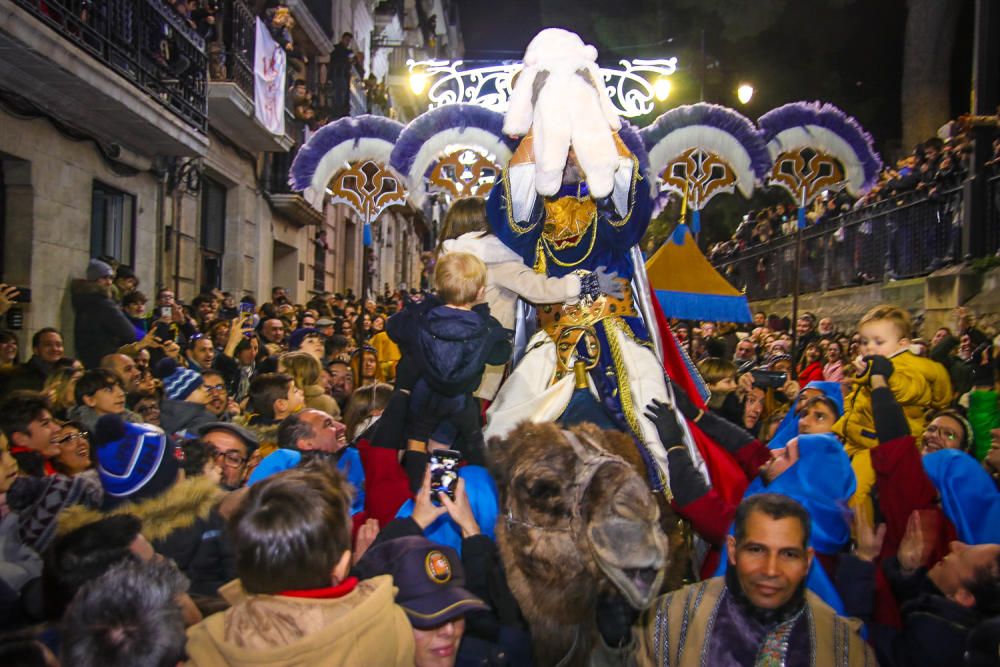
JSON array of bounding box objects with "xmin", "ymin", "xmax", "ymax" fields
[
  {"xmin": 289, "ymin": 115, "xmax": 404, "ymax": 191},
  {"xmin": 618, "ymin": 120, "xmax": 651, "ymax": 177},
  {"xmin": 389, "ymin": 104, "xmax": 516, "ymax": 176},
  {"xmin": 639, "ymin": 103, "xmax": 771, "ymax": 180},
  {"xmin": 758, "ymin": 101, "xmax": 882, "ymax": 190}
]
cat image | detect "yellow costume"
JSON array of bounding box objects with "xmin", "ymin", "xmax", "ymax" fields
[
  {"xmin": 370, "ymin": 331, "xmax": 401, "ymax": 382},
  {"xmin": 833, "ymin": 350, "xmax": 952, "ymax": 523}
]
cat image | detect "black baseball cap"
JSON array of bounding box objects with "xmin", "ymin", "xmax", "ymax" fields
[{"xmin": 355, "ymin": 536, "xmax": 487, "ymax": 628}]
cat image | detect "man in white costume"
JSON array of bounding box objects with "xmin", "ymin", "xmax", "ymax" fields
[{"xmin": 483, "ymin": 28, "xmax": 708, "ymax": 495}]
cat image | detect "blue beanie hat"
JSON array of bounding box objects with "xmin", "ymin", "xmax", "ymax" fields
[
  {"xmin": 94, "ymin": 415, "xmax": 179, "ymax": 508},
  {"xmin": 288, "ymin": 327, "xmax": 321, "ymax": 351},
  {"xmin": 156, "ymin": 358, "xmax": 204, "ymax": 401}
]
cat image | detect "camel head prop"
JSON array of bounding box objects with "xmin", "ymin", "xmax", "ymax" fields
[{"xmin": 488, "ymin": 421, "xmax": 670, "ymax": 664}]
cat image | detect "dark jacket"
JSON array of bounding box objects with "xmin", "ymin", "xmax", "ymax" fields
[
  {"xmin": 843, "ymin": 555, "xmax": 988, "ymax": 667},
  {"xmin": 70, "ymin": 280, "xmax": 137, "ymax": 368},
  {"xmin": 159, "ymin": 399, "xmax": 216, "ymax": 438},
  {"xmin": 0, "ymin": 356, "xmax": 53, "ymax": 396},
  {"xmin": 387, "ymin": 296, "xmax": 512, "ymax": 398},
  {"xmin": 58, "ymin": 476, "xmax": 236, "ymax": 597}
]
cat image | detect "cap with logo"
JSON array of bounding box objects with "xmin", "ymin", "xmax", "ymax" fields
[{"xmin": 354, "ymin": 535, "xmax": 487, "ymax": 628}]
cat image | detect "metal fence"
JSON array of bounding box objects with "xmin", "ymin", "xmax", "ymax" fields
[
  {"xmin": 16, "ymin": 0, "xmax": 208, "ymax": 132},
  {"xmin": 712, "ymin": 186, "xmax": 965, "ymax": 301},
  {"xmin": 214, "ymin": 0, "xmax": 254, "ymax": 99},
  {"xmin": 987, "ymin": 172, "xmax": 1000, "ymax": 258}
]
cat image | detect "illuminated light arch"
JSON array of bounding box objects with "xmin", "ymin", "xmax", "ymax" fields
[{"xmin": 406, "ymin": 58, "xmax": 679, "ymax": 119}]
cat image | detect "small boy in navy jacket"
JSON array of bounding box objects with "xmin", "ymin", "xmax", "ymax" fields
[{"xmin": 382, "ymin": 252, "xmax": 512, "ymax": 470}]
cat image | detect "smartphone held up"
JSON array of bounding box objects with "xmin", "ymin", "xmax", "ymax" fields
[{"xmin": 429, "ymin": 449, "xmax": 461, "ymax": 504}]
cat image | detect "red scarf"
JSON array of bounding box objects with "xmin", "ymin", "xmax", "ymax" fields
[
  {"xmin": 10, "ymin": 445, "xmax": 56, "ymax": 476},
  {"xmin": 278, "ymin": 576, "xmax": 358, "ymax": 599}
]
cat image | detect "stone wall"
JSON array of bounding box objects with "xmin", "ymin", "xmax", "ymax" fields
[
  {"xmin": 749, "ymin": 264, "xmax": 1000, "ymax": 338},
  {"xmin": 0, "ymin": 110, "xmax": 161, "ymax": 357}
]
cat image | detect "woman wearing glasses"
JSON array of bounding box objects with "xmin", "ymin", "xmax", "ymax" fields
[
  {"xmin": 50, "ymin": 421, "xmax": 96, "ymax": 478},
  {"xmin": 5, "ymin": 422, "xmax": 103, "ymax": 552}
]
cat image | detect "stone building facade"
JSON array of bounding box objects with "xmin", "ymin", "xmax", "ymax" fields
[{"xmin": 0, "ymin": 0, "xmax": 456, "ymax": 357}]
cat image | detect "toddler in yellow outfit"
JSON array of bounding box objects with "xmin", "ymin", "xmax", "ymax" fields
[{"xmin": 833, "ymin": 305, "xmax": 952, "ymax": 523}]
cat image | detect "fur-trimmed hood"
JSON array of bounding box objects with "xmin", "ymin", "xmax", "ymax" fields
[{"xmin": 57, "ymin": 475, "xmax": 224, "ymax": 543}]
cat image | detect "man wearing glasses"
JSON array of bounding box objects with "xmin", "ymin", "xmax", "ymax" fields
[
  {"xmin": 197, "ymin": 422, "xmax": 259, "ymax": 490},
  {"xmin": 201, "ymin": 370, "xmax": 238, "ymax": 422}
]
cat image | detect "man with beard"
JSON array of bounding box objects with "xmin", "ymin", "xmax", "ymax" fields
[
  {"xmin": 327, "ymin": 357, "xmax": 354, "ymax": 411},
  {"xmin": 197, "ymin": 422, "xmax": 259, "ymax": 490},
  {"xmin": 201, "ymin": 370, "xmax": 236, "ymax": 421},
  {"xmin": 636, "ymin": 494, "xmax": 874, "ymax": 666}
]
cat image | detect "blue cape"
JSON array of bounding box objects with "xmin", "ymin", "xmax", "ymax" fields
[
  {"xmin": 717, "ymin": 433, "xmax": 856, "ymax": 614},
  {"xmin": 396, "ymin": 465, "xmax": 499, "ymax": 557},
  {"xmin": 923, "ymin": 449, "xmax": 1000, "ymax": 545},
  {"xmin": 768, "ymin": 381, "xmax": 845, "ymax": 451},
  {"xmin": 248, "ymin": 447, "xmax": 366, "ymax": 515}
]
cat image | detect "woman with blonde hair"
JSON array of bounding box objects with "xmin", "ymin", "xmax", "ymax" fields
[
  {"xmin": 278, "ymin": 350, "xmax": 341, "ymax": 418},
  {"xmin": 43, "ymin": 363, "xmax": 84, "ymax": 420},
  {"xmin": 438, "ymin": 196, "xmax": 622, "ymax": 399}
]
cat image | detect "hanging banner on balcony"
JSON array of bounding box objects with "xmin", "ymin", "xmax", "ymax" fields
[{"xmin": 254, "ymin": 18, "xmax": 286, "ymax": 136}]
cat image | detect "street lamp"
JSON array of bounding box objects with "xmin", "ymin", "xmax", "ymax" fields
[
  {"xmin": 654, "ymin": 77, "xmax": 672, "ymax": 102},
  {"xmin": 737, "ymin": 83, "xmax": 754, "ymax": 105},
  {"xmin": 409, "ymin": 72, "xmax": 429, "ymax": 95}
]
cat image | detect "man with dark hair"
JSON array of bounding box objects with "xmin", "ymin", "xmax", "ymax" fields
[
  {"xmin": 0, "ymin": 328, "xmax": 65, "ymax": 395},
  {"xmin": 184, "ymin": 465, "xmax": 415, "ymax": 664},
  {"xmin": 198, "ymin": 422, "xmax": 259, "ymax": 490},
  {"xmin": 41, "ymin": 514, "xmax": 146, "ymax": 620},
  {"xmin": 846, "ymin": 511, "xmax": 1000, "ymax": 667},
  {"xmin": 186, "ymin": 335, "xmax": 216, "ymax": 372},
  {"xmin": 636, "ymin": 494, "xmax": 874, "ymax": 665},
  {"xmin": 60, "ymin": 558, "xmax": 189, "ymax": 667},
  {"xmin": 249, "ymin": 409, "xmax": 361, "ymax": 511},
  {"xmin": 201, "ymin": 369, "xmax": 233, "ymax": 421},
  {"xmin": 258, "ymin": 317, "xmax": 286, "ymax": 350},
  {"xmin": 191, "ymin": 293, "xmax": 218, "ymax": 328},
  {"xmin": 328, "ymin": 32, "xmax": 354, "ymax": 118},
  {"xmin": 0, "ymin": 391, "xmax": 61, "ymax": 476},
  {"xmin": 326, "ymin": 357, "xmax": 354, "ymax": 410}
]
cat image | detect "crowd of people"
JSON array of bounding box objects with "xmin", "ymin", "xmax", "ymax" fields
[
  {"xmin": 0, "ymin": 198, "xmax": 998, "ymax": 665},
  {"xmin": 709, "ymin": 121, "xmax": 1000, "ymax": 295}
]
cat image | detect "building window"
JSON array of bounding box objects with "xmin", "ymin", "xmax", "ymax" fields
[
  {"xmin": 200, "ymin": 176, "xmax": 226, "ymax": 292},
  {"xmin": 313, "ymin": 230, "xmax": 327, "ymax": 292},
  {"xmin": 91, "ymin": 182, "xmax": 136, "ymax": 265}
]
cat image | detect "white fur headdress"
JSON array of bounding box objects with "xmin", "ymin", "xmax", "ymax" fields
[{"xmin": 504, "ymin": 28, "xmax": 624, "ymax": 198}]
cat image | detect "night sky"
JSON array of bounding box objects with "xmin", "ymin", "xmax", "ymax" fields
[{"xmin": 458, "ymin": 0, "xmax": 975, "ymax": 159}]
